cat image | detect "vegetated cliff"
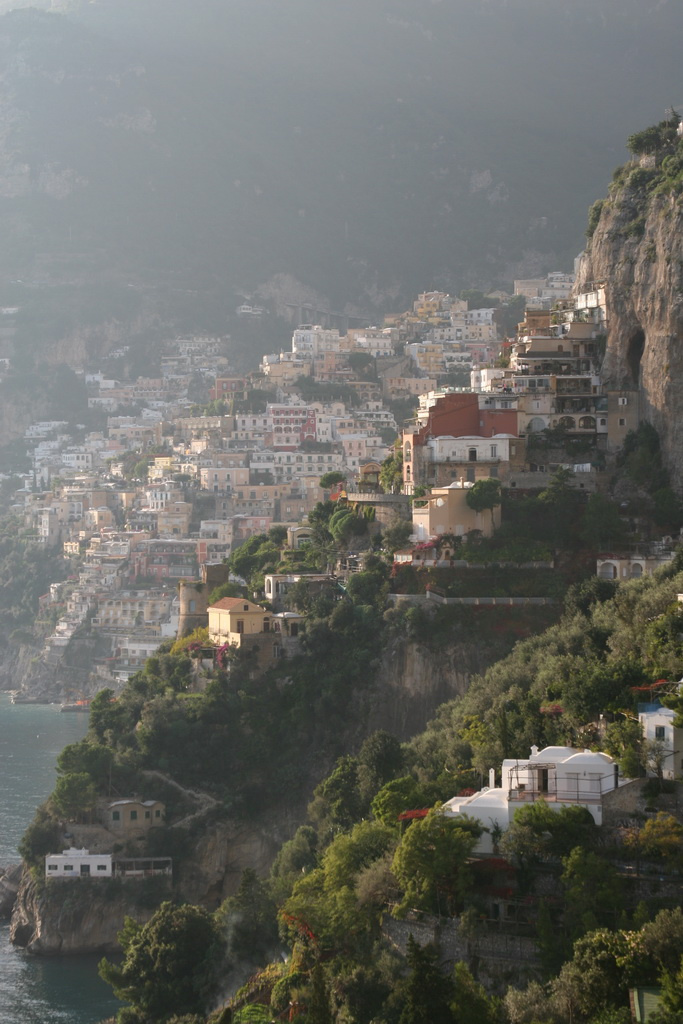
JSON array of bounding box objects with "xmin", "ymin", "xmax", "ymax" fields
[
  {"xmin": 10, "ymin": 817, "xmax": 280, "ymax": 954},
  {"xmin": 9, "ymin": 613, "xmax": 539, "ymax": 954},
  {"xmin": 576, "ymin": 120, "xmax": 683, "ymax": 484},
  {"xmin": 1, "ymin": 631, "xmax": 106, "ymax": 702}
]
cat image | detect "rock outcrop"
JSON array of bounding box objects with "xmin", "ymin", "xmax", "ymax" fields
[
  {"xmin": 0, "ymin": 864, "xmax": 22, "ymax": 918},
  {"xmin": 10, "ymin": 817, "xmax": 280, "ymax": 955},
  {"xmin": 10, "ymin": 871, "xmax": 159, "ymax": 955},
  {"xmin": 576, "ymin": 154, "xmax": 683, "ymax": 483}
]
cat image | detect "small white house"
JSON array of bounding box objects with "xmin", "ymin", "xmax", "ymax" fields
[
  {"xmin": 442, "ymin": 745, "xmax": 623, "ymax": 854},
  {"xmin": 638, "ymin": 703, "xmax": 683, "ymax": 780},
  {"xmin": 45, "ymin": 848, "xmax": 112, "ymax": 879}
]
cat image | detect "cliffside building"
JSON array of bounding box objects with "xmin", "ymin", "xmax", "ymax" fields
[
  {"xmin": 46, "ymin": 849, "xmax": 112, "ymax": 879},
  {"xmin": 411, "ymin": 480, "xmax": 501, "ymax": 541},
  {"xmin": 442, "ymin": 745, "xmax": 625, "ymax": 854}
]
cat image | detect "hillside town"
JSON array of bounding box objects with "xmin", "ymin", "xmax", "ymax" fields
[{"xmin": 2, "ymin": 269, "xmax": 673, "ymax": 695}]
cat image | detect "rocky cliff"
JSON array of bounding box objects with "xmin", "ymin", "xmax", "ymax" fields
[
  {"xmin": 10, "ymin": 872, "xmax": 157, "ymax": 954},
  {"xmin": 10, "ymin": 817, "xmax": 281, "ymax": 955},
  {"xmin": 575, "ymin": 127, "xmax": 683, "ymax": 482}
]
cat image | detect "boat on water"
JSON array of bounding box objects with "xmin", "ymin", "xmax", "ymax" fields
[{"xmin": 59, "ymin": 700, "xmax": 91, "ymax": 713}]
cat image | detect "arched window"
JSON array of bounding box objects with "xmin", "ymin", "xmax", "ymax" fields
[
  {"xmin": 579, "ymin": 416, "xmax": 596, "ymax": 430},
  {"xmin": 598, "ymin": 562, "xmax": 617, "ymax": 580},
  {"xmin": 528, "ymin": 417, "xmax": 545, "ymax": 433},
  {"xmin": 630, "ymin": 563, "xmax": 643, "ymax": 578},
  {"xmin": 559, "ymin": 416, "xmax": 576, "ymax": 429}
]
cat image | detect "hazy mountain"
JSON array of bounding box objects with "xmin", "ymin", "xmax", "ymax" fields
[{"xmin": 0, "ymin": 0, "xmax": 680, "ymax": 321}]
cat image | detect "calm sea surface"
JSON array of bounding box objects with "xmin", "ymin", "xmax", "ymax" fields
[{"xmin": 0, "ymin": 694, "xmax": 121, "ymax": 1023}]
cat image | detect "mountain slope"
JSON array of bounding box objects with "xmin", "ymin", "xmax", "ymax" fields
[{"xmin": 0, "ymin": 0, "xmax": 681, "ymax": 316}]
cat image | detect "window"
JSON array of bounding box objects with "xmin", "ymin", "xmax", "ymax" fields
[
  {"xmin": 236, "ymin": 620, "xmax": 244, "ymax": 634},
  {"xmin": 155, "ymin": 809, "xmax": 161, "ymax": 818},
  {"xmin": 655, "ymin": 726, "xmax": 666, "ymax": 741},
  {"xmin": 97, "ymin": 865, "xmax": 108, "ymax": 872},
  {"xmin": 112, "ymin": 810, "xmax": 120, "ymax": 821},
  {"xmin": 48, "ymin": 864, "xmax": 57, "ymax": 871},
  {"xmin": 618, "ymin": 397, "xmax": 628, "ymax": 406},
  {"xmin": 145, "ymin": 811, "xmax": 151, "ymax": 819},
  {"xmin": 130, "ymin": 810, "xmax": 138, "ymax": 821},
  {"xmin": 468, "ymin": 448, "xmax": 477, "ymax": 462},
  {"xmin": 619, "ymin": 418, "xmax": 626, "ymax": 427},
  {"xmin": 490, "ymin": 445, "xmax": 497, "ymax": 458},
  {"xmin": 64, "ymin": 865, "xmax": 73, "ymax": 871}
]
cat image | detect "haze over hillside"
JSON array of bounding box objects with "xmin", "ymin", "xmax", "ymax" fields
[{"xmin": 0, "ymin": 0, "xmax": 681, "ymax": 321}]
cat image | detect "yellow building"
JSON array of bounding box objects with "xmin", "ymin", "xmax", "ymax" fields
[
  {"xmin": 412, "ymin": 481, "xmax": 501, "ymax": 541},
  {"xmin": 208, "ymin": 597, "xmax": 273, "ymax": 644}
]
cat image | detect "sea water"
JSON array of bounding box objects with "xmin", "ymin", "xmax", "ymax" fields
[{"xmin": 0, "ymin": 695, "xmax": 121, "ymax": 1023}]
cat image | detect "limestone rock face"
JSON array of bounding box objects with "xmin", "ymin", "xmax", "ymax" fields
[
  {"xmin": 10, "ymin": 871, "xmax": 157, "ymax": 954},
  {"xmin": 576, "ymin": 184, "xmax": 683, "ymax": 482}
]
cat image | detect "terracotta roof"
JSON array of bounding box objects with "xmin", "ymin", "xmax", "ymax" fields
[{"xmin": 209, "ymin": 597, "xmax": 261, "ymax": 611}]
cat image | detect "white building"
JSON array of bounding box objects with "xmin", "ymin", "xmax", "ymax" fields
[
  {"xmin": 470, "ymin": 368, "xmax": 506, "ymax": 392},
  {"xmin": 292, "ymin": 325, "xmax": 341, "ymax": 357},
  {"xmin": 442, "ymin": 745, "xmax": 624, "ymax": 854},
  {"xmin": 45, "ymin": 848, "xmax": 112, "ymax": 879},
  {"xmin": 638, "ymin": 703, "xmax": 683, "ymax": 780}
]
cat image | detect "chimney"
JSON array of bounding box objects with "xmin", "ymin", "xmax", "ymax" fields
[{"xmin": 488, "ymin": 768, "xmax": 496, "ymax": 789}]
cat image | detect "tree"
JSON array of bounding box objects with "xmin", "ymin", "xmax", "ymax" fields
[
  {"xmin": 561, "ymin": 848, "xmax": 623, "ymax": 938},
  {"xmin": 380, "ymin": 445, "xmax": 403, "ymax": 493},
  {"xmin": 465, "ymin": 478, "xmax": 501, "ymax": 530},
  {"xmin": 392, "ymin": 810, "xmax": 481, "ymax": 915},
  {"xmin": 19, "ymin": 803, "xmax": 62, "ymax": 869},
  {"xmin": 56, "ymin": 739, "xmax": 114, "ymax": 790},
  {"xmin": 99, "ymin": 902, "xmax": 225, "ymax": 1023},
  {"xmin": 299, "ymin": 963, "xmax": 333, "ymax": 1024},
  {"xmin": 357, "ymin": 730, "xmax": 405, "ymax": 803},
  {"xmin": 450, "ymin": 961, "xmax": 501, "ymax": 1024},
  {"xmin": 319, "ymin": 471, "xmax": 346, "ymax": 490},
  {"xmin": 50, "ymin": 772, "xmax": 98, "ymax": 822},
  {"xmin": 502, "ymin": 801, "xmax": 596, "ymax": 864},
  {"xmin": 397, "ymin": 937, "xmax": 456, "ymax": 1024},
  {"xmin": 308, "ymin": 755, "xmax": 363, "ymax": 834},
  {"xmin": 217, "ymin": 868, "xmax": 279, "ymax": 964},
  {"xmin": 329, "ymin": 506, "xmax": 366, "ymax": 546},
  {"xmin": 382, "ymin": 517, "xmax": 413, "ymax": 555},
  {"xmin": 371, "ymin": 776, "xmax": 425, "ymax": 827},
  {"xmin": 208, "ymin": 582, "xmax": 244, "ymax": 604},
  {"xmin": 637, "ymin": 812, "xmax": 683, "ymax": 862},
  {"xmin": 579, "ymin": 493, "xmax": 627, "ymax": 549}
]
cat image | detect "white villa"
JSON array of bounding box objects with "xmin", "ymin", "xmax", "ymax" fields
[
  {"xmin": 45, "ymin": 848, "xmax": 112, "ymax": 879},
  {"xmin": 442, "ymin": 745, "xmax": 624, "ymax": 854}
]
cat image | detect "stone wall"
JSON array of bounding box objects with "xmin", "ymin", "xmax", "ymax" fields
[
  {"xmin": 602, "ymin": 778, "xmax": 647, "ymax": 824},
  {"xmin": 382, "ymin": 912, "xmax": 541, "ymax": 992}
]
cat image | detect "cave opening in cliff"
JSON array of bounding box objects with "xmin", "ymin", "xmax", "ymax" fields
[{"xmin": 627, "ymin": 328, "xmax": 645, "ymax": 387}]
